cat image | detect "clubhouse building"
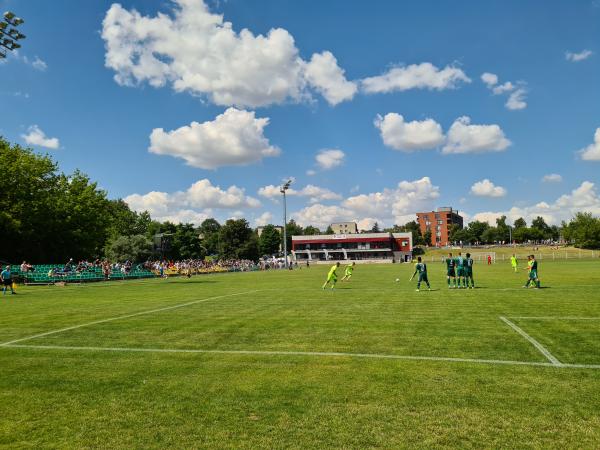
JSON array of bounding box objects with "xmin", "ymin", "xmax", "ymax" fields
[{"xmin": 291, "ymin": 231, "xmax": 413, "ymax": 263}]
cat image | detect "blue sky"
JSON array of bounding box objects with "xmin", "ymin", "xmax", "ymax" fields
[{"xmin": 1, "ymin": 0, "xmax": 599, "ymax": 229}]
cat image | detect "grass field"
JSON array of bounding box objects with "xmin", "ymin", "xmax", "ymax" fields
[{"xmin": 2, "ymin": 260, "xmax": 600, "ymax": 448}]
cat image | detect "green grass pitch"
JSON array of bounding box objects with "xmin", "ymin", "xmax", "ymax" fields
[{"xmin": 1, "ymin": 260, "xmax": 600, "ymax": 448}]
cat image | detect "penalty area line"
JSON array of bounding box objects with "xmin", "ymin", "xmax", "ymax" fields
[
  {"xmin": 499, "ymin": 316, "xmax": 562, "ymax": 366},
  {"xmin": 0, "ymin": 290, "xmax": 264, "ymax": 347},
  {"xmin": 4, "ymin": 343, "xmax": 600, "ymax": 370}
]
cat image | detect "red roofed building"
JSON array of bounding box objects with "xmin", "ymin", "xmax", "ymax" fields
[{"xmin": 292, "ymin": 232, "xmax": 412, "ymax": 263}]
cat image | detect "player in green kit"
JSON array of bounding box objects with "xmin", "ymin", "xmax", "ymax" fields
[
  {"xmin": 445, "ymin": 253, "xmax": 457, "ymax": 288},
  {"xmin": 322, "ymin": 262, "xmax": 340, "ymax": 289},
  {"xmin": 511, "ymin": 254, "xmax": 518, "ymax": 272},
  {"xmin": 464, "ymin": 253, "xmax": 475, "ymax": 288},
  {"xmin": 523, "ymin": 255, "xmax": 541, "ymax": 288},
  {"xmin": 455, "ymin": 252, "xmax": 466, "ymax": 288},
  {"xmin": 410, "ymin": 257, "xmax": 431, "ymax": 291},
  {"xmin": 341, "ymin": 262, "xmax": 355, "ymax": 282}
]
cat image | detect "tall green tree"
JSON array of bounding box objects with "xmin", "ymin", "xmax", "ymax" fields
[
  {"xmin": 513, "ymin": 217, "xmax": 527, "ymax": 229},
  {"xmin": 303, "ymin": 225, "xmax": 321, "ymax": 235},
  {"xmin": 219, "ymin": 219, "xmax": 258, "ymax": 260},
  {"xmin": 285, "ymin": 219, "xmax": 303, "ymax": 253},
  {"xmin": 563, "ymin": 212, "xmax": 600, "ymax": 249},
  {"xmin": 199, "ymin": 218, "xmax": 221, "ymax": 255},
  {"xmin": 105, "ymin": 234, "xmax": 153, "ymax": 262},
  {"xmin": 258, "ymin": 224, "xmax": 281, "ymax": 255}
]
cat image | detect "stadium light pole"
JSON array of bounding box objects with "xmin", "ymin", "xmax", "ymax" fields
[
  {"xmin": 280, "ymin": 179, "xmax": 293, "ymax": 269},
  {"xmin": 0, "ymin": 11, "xmax": 26, "ymax": 60}
]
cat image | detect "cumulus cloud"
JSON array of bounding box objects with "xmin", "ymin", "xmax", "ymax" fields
[
  {"xmin": 480, "ymin": 72, "xmax": 498, "ymax": 87},
  {"xmin": 292, "ymin": 177, "xmax": 440, "ymax": 228},
  {"xmin": 361, "ymin": 62, "xmax": 470, "ymax": 94},
  {"xmin": 506, "ymin": 88, "xmax": 527, "ymax": 110},
  {"xmin": 471, "ymin": 181, "xmax": 600, "ymax": 226},
  {"xmin": 442, "ymin": 116, "xmax": 511, "ymax": 154},
  {"xmin": 542, "ymin": 174, "xmax": 563, "ymax": 183},
  {"xmin": 565, "ymin": 49, "xmax": 593, "ymax": 62},
  {"xmin": 258, "ymin": 184, "xmax": 341, "ymax": 203},
  {"xmin": 305, "ymin": 51, "xmax": 358, "ymax": 105},
  {"xmin": 374, "ymin": 113, "xmax": 445, "ymax": 151},
  {"xmin": 579, "ymin": 128, "xmax": 600, "ymax": 161},
  {"xmin": 480, "ymin": 72, "xmax": 527, "ymax": 110},
  {"xmin": 125, "ymin": 178, "xmax": 260, "ymax": 224},
  {"xmin": 149, "ymin": 107, "xmax": 280, "ymax": 169},
  {"xmin": 255, "ymin": 211, "xmax": 273, "ymax": 226},
  {"xmin": 21, "ymin": 125, "xmax": 60, "ymax": 149},
  {"xmin": 315, "ymin": 149, "xmax": 345, "ymax": 170},
  {"xmin": 470, "ymin": 179, "xmax": 507, "ymax": 197},
  {"xmin": 101, "ymin": 1, "xmax": 355, "ymax": 107}
]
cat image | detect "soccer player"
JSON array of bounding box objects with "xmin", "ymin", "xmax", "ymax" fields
[
  {"xmin": 510, "ymin": 254, "xmax": 518, "ymax": 272},
  {"xmin": 523, "ymin": 255, "xmax": 541, "ymax": 289},
  {"xmin": 1, "ymin": 265, "xmax": 16, "ymax": 295},
  {"xmin": 456, "ymin": 252, "xmax": 466, "ymax": 288},
  {"xmin": 410, "ymin": 257, "xmax": 431, "ymax": 291},
  {"xmin": 487, "ymin": 255, "xmax": 492, "ymax": 265},
  {"xmin": 322, "ymin": 262, "xmax": 340, "ymax": 289},
  {"xmin": 465, "ymin": 253, "xmax": 475, "ymax": 289},
  {"xmin": 341, "ymin": 262, "xmax": 355, "ymax": 282},
  {"xmin": 445, "ymin": 252, "xmax": 457, "ymax": 288}
]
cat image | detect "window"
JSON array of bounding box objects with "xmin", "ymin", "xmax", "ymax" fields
[{"xmin": 437, "ymin": 220, "xmax": 443, "ymax": 225}]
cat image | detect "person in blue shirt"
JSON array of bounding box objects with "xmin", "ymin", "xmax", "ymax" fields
[{"xmin": 1, "ymin": 265, "xmax": 16, "ymax": 295}]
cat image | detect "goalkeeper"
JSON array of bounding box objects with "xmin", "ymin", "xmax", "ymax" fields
[{"xmin": 410, "ymin": 257, "xmax": 431, "ymax": 291}]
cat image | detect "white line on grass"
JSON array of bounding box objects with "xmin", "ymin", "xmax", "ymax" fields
[
  {"xmin": 509, "ymin": 317, "xmax": 600, "ymax": 320},
  {"xmin": 0, "ymin": 290, "xmax": 264, "ymax": 347},
  {"xmin": 499, "ymin": 316, "xmax": 562, "ymax": 366},
  {"xmin": 4, "ymin": 343, "xmax": 600, "ymax": 370}
]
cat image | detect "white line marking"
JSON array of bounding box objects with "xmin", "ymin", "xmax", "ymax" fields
[
  {"xmin": 0, "ymin": 290, "xmax": 263, "ymax": 347},
  {"xmin": 499, "ymin": 316, "xmax": 562, "ymax": 366},
  {"xmin": 3, "ymin": 343, "xmax": 600, "ymax": 370},
  {"xmin": 509, "ymin": 317, "xmax": 600, "ymax": 320}
]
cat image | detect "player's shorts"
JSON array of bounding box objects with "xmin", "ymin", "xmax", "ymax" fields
[
  {"xmin": 327, "ymin": 274, "xmax": 337, "ymax": 282},
  {"xmin": 344, "ymin": 270, "xmax": 353, "ymax": 277},
  {"xmin": 465, "ymin": 269, "xmax": 473, "ymax": 277},
  {"xmin": 529, "ymin": 270, "xmax": 538, "ymax": 279},
  {"xmin": 457, "ymin": 268, "xmax": 465, "ymax": 277},
  {"xmin": 2, "ymin": 279, "xmax": 12, "ymax": 286},
  {"xmin": 418, "ymin": 273, "xmax": 429, "ymax": 283},
  {"xmin": 447, "ymin": 268, "xmax": 456, "ymax": 277}
]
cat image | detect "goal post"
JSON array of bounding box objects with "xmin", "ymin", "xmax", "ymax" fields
[{"xmin": 470, "ymin": 252, "xmax": 496, "ymax": 263}]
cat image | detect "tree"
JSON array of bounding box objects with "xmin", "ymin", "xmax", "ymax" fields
[
  {"xmin": 258, "ymin": 225, "xmax": 281, "ymax": 255},
  {"xmin": 172, "ymin": 223, "xmax": 204, "ymax": 259},
  {"xmin": 563, "ymin": 212, "xmax": 600, "ymax": 249},
  {"xmin": 219, "ymin": 219, "xmax": 257, "ymax": 260},
  {"xmin": 467, "ymin": 221, "xmax": 490, "ymax": 243},
  {"xmin": 422, "ymin": 229, "xmax": 432, "ymax": 246},
  {"xmin": 105, "ymin": 234, "xmax": 153, "ymax": 262},
  {"xmin": 285, "ymin": 219, "xmax": 303, "ymax": 252},
  {"xmin": 495, "ymin": 215, "xmax": 510, "ymax": 242},
  {"xmin": 481, "ymin": 227, "xmax": 498, "ymax": 244},
  {"xmin": 325, "ymin": 226, "xmax": 334, "ymax": 235},
  {"xmin": 370, "ymin": 222, "xmax": 380, "ymax": 232},
  {"xmin": 303, "ymin": 225, "xmax": 321, "ymax": 235},
  {"xmin": 199, "ymin": 218, "xmax": 221, "ymax": 255},
  {"xmin": 513, "ymin": 217, "xmax": 527, "ymax": 229},
  {"xmin": 531, "ymin": 216, "xmax": 551, "ymax": 239}
]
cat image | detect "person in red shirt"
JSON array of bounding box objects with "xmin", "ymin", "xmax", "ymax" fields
[{"xmin": 487, "ymin": 255, "xmax": 492, "ymax": 265}]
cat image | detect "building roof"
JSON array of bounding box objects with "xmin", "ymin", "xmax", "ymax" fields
[{"xmin": 292, "ymin": 232, "xmax": 411, "ymax": 241}]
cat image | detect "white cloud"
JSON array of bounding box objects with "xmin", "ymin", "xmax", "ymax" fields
[
  {"xmin": 30, "ymin": 56, "xmax": 47, "ymax": 71},
  {"xmin": 258, "ymin": 184, "xmax": 341, "ymax": 203},
  {"xmin": 481, "ymin": 72, "xmax": 527, "ymax": 110},
  {"xmin": 101, "ymin": 1, "xmax": 357, "ymax": 107},
  {"xmin": 542, "ymin": 174, "xmax": 563, "ymax": 183},
  {"xmin": 149, "ymin": 107, "xmax": 280, "ymax": 169},
  {"xmin": 21, "ymin": 125, "xmax": 60, "ymax": 149},
  {"xmin": 315, "ymin": 149, "xmax": 345, "ymax": 170},
  {"xmin": 506, "ymin": 88, "xmax": 527, "ymax": 110},
  {"xmin": 255, "ymin": 212, "xmax": 273, "ymax": 226},
  {"xmin": 471, "ymin": 181, "xmax": 600, "ymax": 226},
  {"xmin": 470, "ymin": 179, "xmax": 507, "ymax": 197},
  {"xmin": 442, "ymin": 116, "xmax": 511, "ymax": 154},
  {"xmin": 361, "ymin": 62, "xmax": 470, "ymax": 94},
  {"xmin": 374, "ymin": 113, "xmax": 445, "ymax": 151},
  {"xmin": 481, "ymin": 72, "xmax": 498, "ymax": 87},
  {"xmin": 125, "ymin": 178, "xmax": 260, "ymax": 224},
  {"xmin": 305, "ymin": 51, "xmax": 357, "ymax": 106},
  {"xmin": 292, "ymin": 177, "xmax": 439, "ymax": 229},
  {"xmin": 306, "ymin": 169, "xmax": 316, "ymax": 176},
  {"xmin": 565, "ymin": 49, "xmax": 593, "ymax": 62},
  {"xmin": 579, "ymin": 128, "xmax": 600, "ymax": 161}
]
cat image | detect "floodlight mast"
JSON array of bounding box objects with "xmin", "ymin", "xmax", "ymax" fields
[
  {"xmin": 280, "ymin": 179, "xmax": 293, "ymax": 269},
  {"xmin": 0, "ymin": 11, "xmax": 26, "ymax": 59}
]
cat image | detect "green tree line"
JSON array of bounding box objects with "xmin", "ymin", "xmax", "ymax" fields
[{"xmin": 1, "ymin": 138, "xmax": 599, "ymax": 263}]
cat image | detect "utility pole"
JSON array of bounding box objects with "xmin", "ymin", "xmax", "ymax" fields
[{"xmin": 280, "ymin": 179, "xmax": 293, "ymax": 269}]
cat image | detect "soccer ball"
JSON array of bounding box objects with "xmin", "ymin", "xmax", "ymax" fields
[{"xmin": 395, "ymin": 278, "xmax": 400, "ymax": 282}]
